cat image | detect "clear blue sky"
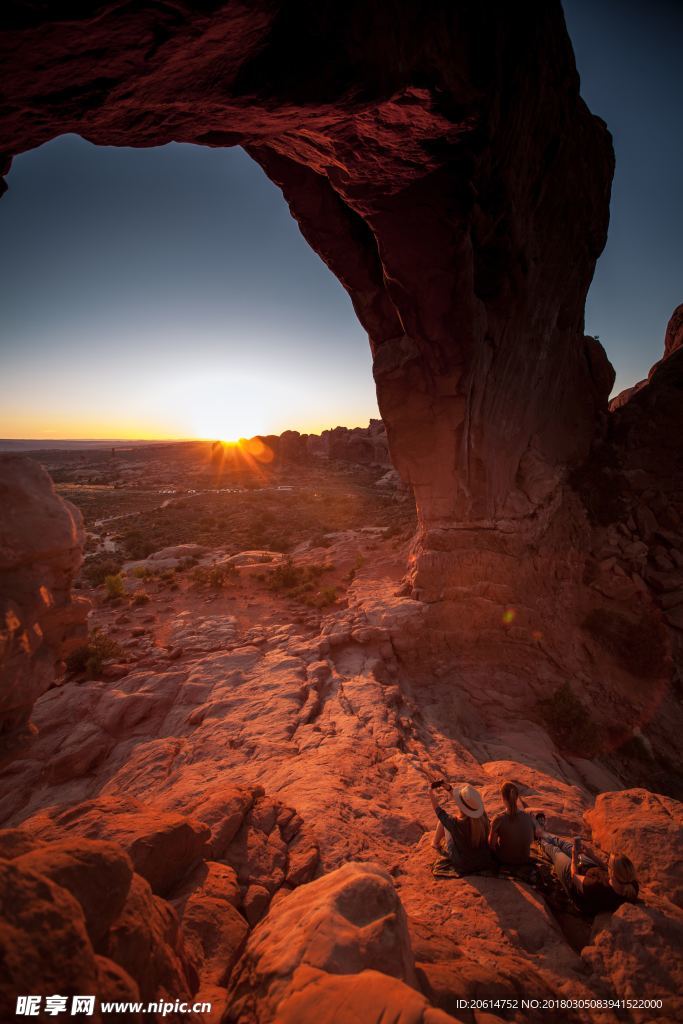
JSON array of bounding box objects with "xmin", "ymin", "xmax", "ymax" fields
[
  {"xmin": 0, "ymin": 0, "xmax": 680, "ymax": 438},
  {"xmin": 563, "ymin": 0, "xmax": 683, "ymax": 392}
]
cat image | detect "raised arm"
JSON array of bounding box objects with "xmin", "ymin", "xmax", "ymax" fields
[{"xmin": 570, "ymin": 838, "xmax": 585, "ymax": 893}]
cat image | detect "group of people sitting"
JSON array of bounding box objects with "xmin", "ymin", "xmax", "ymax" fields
[{"xmin": 428, "ymin": 778, "xmax": 639, "ymax": 916}]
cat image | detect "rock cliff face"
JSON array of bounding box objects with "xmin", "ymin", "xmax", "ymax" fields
[{"xmin": 0, "ymin": 456, "xmax": 89, "ymax": 739}]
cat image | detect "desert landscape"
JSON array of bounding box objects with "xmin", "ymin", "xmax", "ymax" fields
[{"xmin": 1, "ymin": 2, "xmax": 682, "ymax": 1023}]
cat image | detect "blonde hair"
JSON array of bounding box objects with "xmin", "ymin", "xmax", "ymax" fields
[
  {"xmin": 609, "ymin": 853, "xmax": 638, "ymax": 899},
  {"xmin": 466, "ymin": 815, "xmax": 487, "ymax": 848}
]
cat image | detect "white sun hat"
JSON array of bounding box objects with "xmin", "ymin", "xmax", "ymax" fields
[{"xmin": 452, "ymin": 783, "xmax": 486, "ymax": 819}]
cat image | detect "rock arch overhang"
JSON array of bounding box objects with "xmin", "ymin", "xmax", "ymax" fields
[
  {"xmin": 1, "ymin": 1, "xmax": 682, "ymax": 719},
  {"xmin": 0, "ymin": 1, "xmax": 615, "ymax": 526}
]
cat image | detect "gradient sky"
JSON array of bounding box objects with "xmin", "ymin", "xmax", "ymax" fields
[{"xmin": 0, "ymin": 0, "xmax": 681, "ymax": 440}]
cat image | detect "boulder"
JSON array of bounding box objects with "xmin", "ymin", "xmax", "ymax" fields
[
  {"xmin": 275, "ymin": 966, "xmax": 462, "ymax": 1024},
  {"xmin": 585, "ymin": 789, "xmax": 683, "ymax": 907},
  {"xmin": 25, "ymin": 797, "xmax": 211, "ymax": 896},
  {"xmin": 582, "ymin": 896, "xmax": 683, "ymax": 1017},
  {"xmin": 104, "ymin": 873, "xmax": 195, "ymax": 1003},
  {"xmin": 225, "ymin": 862, "xmax": 418, "ymax": 1023},
  {"xmin": 176, "ymin": 879, "xmax": 248, "ymax": 987},
  {"xmin": 14, "ymin": 839, "xmax": 133, "ymax": 946},
  {"xmin": 0, "ymin": 859, "xmax": 102, "ymax": 1022},
  {"xmin": 0, "ymin": 455, "xmax": 89, "ymax": 736}
]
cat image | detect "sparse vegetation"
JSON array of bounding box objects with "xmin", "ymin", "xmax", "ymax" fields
[
  {"xmin": 121, "ymin": 529, "xmax": 155, "ymax": 561},
  {"xmin": 266, "ymin": 558, "xmax": 336, "ymax": 605},
  {"xmin": 104, "ymin": 573, "xmax": 125, "ymax": 600},
  {"xmin": 82, "ymin": 555, "xmax": 123, "ymax": 587},
  {"xmin": 538, "ymin": 682, "xmax": 599, "ymax": 757},
  {"xmin": 130, "ymin": 590, "xmax": 151, "ymax": 606},
  {"xmin": 192, "ymin": 562, "xmax": 239, "ymax": 589},
  {"xmin": 66, "ymin": 629, "xmax": 123, "ymax": 678}
]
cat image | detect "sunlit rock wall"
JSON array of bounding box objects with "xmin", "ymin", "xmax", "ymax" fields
[{"xmin": 0, "ymin": 457, "xmax": 89, "ymax": 738}]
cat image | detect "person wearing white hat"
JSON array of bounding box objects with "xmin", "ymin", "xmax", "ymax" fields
[{"xmin": 428, "ymin": 779, "xmax": 493, "ymax": 874}]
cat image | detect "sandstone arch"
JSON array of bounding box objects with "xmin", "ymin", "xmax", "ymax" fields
[
  {"xmin": 1, "ymin": 2, "xmax": 681, "ymax": 713},
  {"xmin": 1, "ymin": 2, "xmax": 613, "ymax": 525}
]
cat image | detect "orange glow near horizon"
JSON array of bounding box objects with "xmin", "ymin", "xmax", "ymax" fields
[
  {"xmin": 0, "ymin": 369, "xmax": 378, "ymax": 442},
  {"xmin": 0, "ymin": 408, "xmax": 375, "ymax": 444},
  {"xmin": 208, "ymin": 436, "xmax": 276, "ymax": 482}
]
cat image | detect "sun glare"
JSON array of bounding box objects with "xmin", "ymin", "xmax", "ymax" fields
[{"xmin": 187, "ymin": 379, "xmax": 270, "ymax": 443}]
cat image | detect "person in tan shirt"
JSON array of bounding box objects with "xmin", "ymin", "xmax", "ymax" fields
[{"xmin": 488, "ymin": 781, "xmax": 536, "ymax": 865}]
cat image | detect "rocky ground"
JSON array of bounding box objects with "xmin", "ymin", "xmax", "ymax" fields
[
  {"xmin": 1, "ymin": 448, "xmax": 681, "ymax": 1024},
  {"xmin": 0, "ymin": 448, "xmax": 679, "ymax": 1024}
]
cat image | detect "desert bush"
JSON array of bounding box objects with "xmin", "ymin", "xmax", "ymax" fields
[
  {"xmin": 104, "ymin": 573, "xmax": 125, "ymax": 600},
  {"xmin": 82, "ymin": 555, "xmax": 123, "ymax": 587},
  {"xmin": 266, "ymin": 559, "xmax": 335, "ymax": 603},
  {"xmin": 120, "ymin": 529, "xmax": 155, "ymax": 560},
  {"xmin": 192, "ymin": 563, "xmax": 238, "ymax": 589},
  {"xmin": 66, "ymin": 629, "xmax": 122, "ymax": 678},
  {"xmin": 130, "ymin": 590, "xmax": 151, "ymax": 606},
  {"xmin": 538, "ymin": 682, "xmax": 599, "ymax": 757},
  {"xmin": 132, "ymin": 565, "xmax": 153, "ymax": 580},
  {"xmin": 267, "ymin": 558, "xmax": 304, "ymax": 592}
]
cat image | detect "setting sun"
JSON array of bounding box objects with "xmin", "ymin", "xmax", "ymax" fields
[{"xmin": 187, "ymin": 379, "xmax": 269, "ymax": 443}]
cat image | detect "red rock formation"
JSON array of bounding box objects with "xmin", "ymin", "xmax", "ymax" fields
[
  {"xmin": 1, "ymin": 9, "xmax": 682, "ymax": 1016},
  {"xmin": 7, "ymin": 3, "xmax": 677, "ymax": 711},
  {"xmin": 577, "ymin": 309, "xmax": 683, "ymax": 764},
  {"xmin": 225, "ymin": 861, "xmax": 421, "ymax": 1024},
  {"xmin": 317, "ymin": 420, "xmax": 391, "ymax": 466},
  {"xmin": 0, "ymin": 456, "xmax": 89, "ymax": 739},
  {"xmin": 0, "ymin": 3, "xmax": 612, "ymax": 553}
]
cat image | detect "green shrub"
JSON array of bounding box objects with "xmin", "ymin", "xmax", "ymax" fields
[
  {"xmin": 82, "ymin": 556, "xmax": 123, "ymax": 587},
  {"xmin": 538, "ymin": 682, "xmax": 599, "ymax": 757},
  {"xmin": 104, "ymin": 573, "xmax": 125, "ymax": 600},
  {"xmin": 66, "ymin": 629, "xmax": 122, "ymax": 678},
  {"xmin": 131, "ymin": 590, "xmax": 151, "ymax": 606}
]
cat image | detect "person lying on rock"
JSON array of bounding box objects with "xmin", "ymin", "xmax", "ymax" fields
[
  {"xmin": 428, "ymin": 779, "xmax": 494, "ymax": 874},
  {"xmin": 537, "ymin": 829, "xmax": 639, "ymax": 914},
  {"xmin": 488, "ymin": 781, "xmax": 536, "ymax": 866}
]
